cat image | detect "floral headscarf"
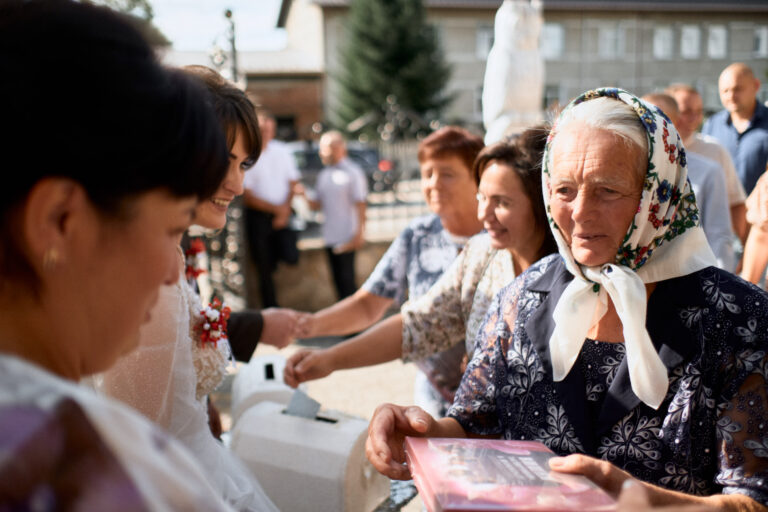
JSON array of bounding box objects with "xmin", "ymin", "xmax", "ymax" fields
[{"xmin": 542, "ymin": 88, "xmax": 716, "ymax": 409}]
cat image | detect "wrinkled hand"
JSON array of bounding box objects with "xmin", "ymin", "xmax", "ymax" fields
[
  {"xmin": 293, "ymin": 311, "xmax": 315, "ymax": 338},
  {"xmin": 365, "ymin": 404, "xmax": 435, "ymax": 480},
  {"xmin": 617, "ymin": 480, "xmax": 716, "ymax": 512},
  {"xmin": 260, "ymin": 308, "xmax": 299, "ymax": 349},
  {"xmin": 283, "ymin": 348, "xmax": 335, "ymax": 388},
  {"xmin": 549, "ymin": 453, "xmax": 634, "ymax": 497}
]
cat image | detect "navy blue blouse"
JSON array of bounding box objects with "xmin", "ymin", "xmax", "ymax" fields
[{"xmin": 448, "ymin": 254, "xmax": 768, "ymax": 504}]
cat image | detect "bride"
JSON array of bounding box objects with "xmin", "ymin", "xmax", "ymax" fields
[{"xmin": 94, "ymin": 66, "xmax": 279, "ymax": 511}]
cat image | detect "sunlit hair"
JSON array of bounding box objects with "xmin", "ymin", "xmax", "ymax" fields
[
  {"xmin": 549, "ymin": 97, "xmax": 648, "ymax": 182},
  {"xmin": 473, "ymin": 126, "xmax": 557, "ymax": 258},
  {"xmin": 184, "ymin": 65, "xmax": 261, "ymax": 168},
  {"xmin": 418, "ymin": 126, "xmax": 484, "ymax": 172}
]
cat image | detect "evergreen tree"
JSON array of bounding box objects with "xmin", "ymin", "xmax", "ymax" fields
[
  {"xmin": 335, "ymin": 0, "xmax": 452, "ymax": 138},
  {"xmin": 84, "ymin": 0, "xmax": 170, "ymax": 46}
]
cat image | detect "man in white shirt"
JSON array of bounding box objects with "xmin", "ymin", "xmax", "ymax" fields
[
  {"xmin": 243, "ymin": 112, "xmax": 300, "ymax": 307},
  {"xmin": 644, "ymin": 93, "xmax": 736, "ymax": 271},
  {"xmin": 667, "ymin": 84, "xmax": 748, "ymax": 243},
  {"xmin": 306, "ymin": 131, "xmax": 368, "ymax": 299}
]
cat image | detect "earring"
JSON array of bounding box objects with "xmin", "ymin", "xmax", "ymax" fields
[{"xmin": 43, "ymin": 248, "xmax": 59, "ymax": 271}]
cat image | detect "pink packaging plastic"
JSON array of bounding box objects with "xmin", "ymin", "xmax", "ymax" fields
[{"xmin": 405, "ymin": 437, "xmax": 616, "ymax": 512}]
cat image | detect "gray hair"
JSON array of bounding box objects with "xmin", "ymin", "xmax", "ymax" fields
[{"xmin": 548, "ymin": 97, "xmax": 648, "ymax": 181}]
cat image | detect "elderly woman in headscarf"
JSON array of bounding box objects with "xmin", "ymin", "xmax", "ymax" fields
[{"xmin": 365, "ymin": 88, "xmax": 768, "ymax": 511}]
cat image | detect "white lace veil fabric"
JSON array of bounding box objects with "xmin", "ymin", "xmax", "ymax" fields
[
  {"xmin": 542, "ymin": 88, "xmax": 717, "ymax": 409},
  {"xmin": 93, "ymin": 267, "xmax": 278, "ymax": 511}
]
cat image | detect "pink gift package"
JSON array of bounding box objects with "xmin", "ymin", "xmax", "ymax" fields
[{"xmin": 405, "ymin": 437, "xmax": 616, "ymax": 512}]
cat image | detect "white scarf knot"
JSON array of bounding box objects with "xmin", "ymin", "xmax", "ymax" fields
[{"xmin": 550, "ymin": 263, "xmax": 668, "ymax": 409}]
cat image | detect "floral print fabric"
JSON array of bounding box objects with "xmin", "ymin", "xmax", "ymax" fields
[
  {"xmin": 361, "ymin": 214, "xmax": 464, "ymax": 304},
  {"xmin": 401, "ymin": 233, "xmax": 516, "ymax": 361},
  {"xmin": 448, "ymin": 254, "xmax": 768, "ymax": 504}
]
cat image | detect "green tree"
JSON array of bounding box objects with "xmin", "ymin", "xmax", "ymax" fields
[
  {"xmin": 335, "ymin": 0, "xmax": 452, "ymax": 139},
  {"xmin": 84, "ymin": 0, "xmax": 170, "ymax": 46}
]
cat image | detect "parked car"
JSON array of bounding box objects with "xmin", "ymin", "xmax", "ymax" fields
[{"xmin": 285, "ymin": 140, "xmax": 400, "ymax": 193}]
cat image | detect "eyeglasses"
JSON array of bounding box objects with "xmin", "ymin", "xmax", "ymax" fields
[{"xmin": 476, "ymin": 192, "xmax": 513, "ymax": 210}]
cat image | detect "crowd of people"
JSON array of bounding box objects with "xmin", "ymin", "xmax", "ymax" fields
[{"xmin": 3, "ymin": 1, "xmax": 768, "ymax": 511}]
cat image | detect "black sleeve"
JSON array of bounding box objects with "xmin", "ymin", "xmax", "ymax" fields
[{"xmin": 227, "ymin": 310, "xmax": 263, "ymax": 362}]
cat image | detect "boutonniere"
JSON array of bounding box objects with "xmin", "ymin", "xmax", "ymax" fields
[
  {"xmin": 185, "ymin": 238, "xmax": 206, "ymax": 281},
  {"xmin": 198, "ymin": 298, "xmax": 231, "ymax": 347}
]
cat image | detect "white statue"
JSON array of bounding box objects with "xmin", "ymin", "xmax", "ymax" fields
[{"xmin": 482, "ymin": 0, "xmax": 544, "ymax": 144}]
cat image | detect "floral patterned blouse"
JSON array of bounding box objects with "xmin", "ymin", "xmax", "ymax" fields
[
  {"xmin": 449, "ymin": 254, "xmax": 768, "ymax": 504},
  {"xmin": 362, "ymin": 213, "xmax": 470, "ymax": 406},
  {"xmin": 401, "ymin": 233, "xmax": 515, "ymax": 362}
]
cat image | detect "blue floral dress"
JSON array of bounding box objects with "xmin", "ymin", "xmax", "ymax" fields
[
  {"xmin": 362, "ymin": 213, "xmax": 469, "ymax": 414},
  {"xmin": 449, "ymin": 254, "xmax": 768, "ymax": 504}
]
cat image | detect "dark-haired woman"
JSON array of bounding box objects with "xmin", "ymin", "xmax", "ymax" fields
[
  {"xmin": 95, "ymin": 66, "xmax": 279, "ymax": 511},
  {"xmin": 284, "ymin": 127, "xmax": 556, "ymax": 391},
  {"xmin": 0, "ymin": 1, "xmax": 237, "ymax": 509}
]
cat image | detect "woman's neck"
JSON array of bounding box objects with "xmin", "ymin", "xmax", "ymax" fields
[
  {"xmin": 508, "ymin": 233, "xmax": 547, "ymax": 275},
  {"xmin": 0, "ymin": 298, "xmax": 79, "ymax": 380},
  {"xmin": 440, "ymin": 212, "xmax": 483, "ymax": 238},
  {"xmin": 587, "ymin": 282, "xmax": 657, "ymax": 343}
]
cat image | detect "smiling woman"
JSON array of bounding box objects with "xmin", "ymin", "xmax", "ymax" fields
[{"xmin": 366, "ymin": 89, "xmax": 768, "ymax": 512}]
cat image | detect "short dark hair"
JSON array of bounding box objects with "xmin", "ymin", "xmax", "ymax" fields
[
  {"xmin": 184, "ymin": 65, "xmax": 261, "ymax": 167},
  {"xmin": 0, "ymin": 0, "xmax": 230, "ymax": 287},
  {"xmin": 417, "ymin": 126, "xmax": 485, "ymax": 173},
  {"xmin": 472, "ymin": 126, "xmax": 557, "ymax": 259}
]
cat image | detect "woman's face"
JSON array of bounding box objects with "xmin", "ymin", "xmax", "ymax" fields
[
  {"xmin": 477, "ymin": 162, "xmax": 541, "ymax": 253},
  {"xmin": 73, "ymin": 190, "xmax": 196, "ymax": 374},
  {"xmin": 193, "ymin": 129, "xmax": 250, "ymax": 229},
  {"xmin": 419, "ymin": 155, "xmax": 478, "ymax": 219},
  {"xmin": 549, "ymin": 124, "xmax": 644, "ymax": 267}
]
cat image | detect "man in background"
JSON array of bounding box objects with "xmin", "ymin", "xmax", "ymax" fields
[
  {"xmin": 243, "ymin": 111, "xmax": 300, "ymax": 308},
  {"xmin": 666, "ymin": 84, "xmax": 748, "ymax": 243},
  {"xmin": 703, "ymin": 63, "xmax": 768, "ymax": 195},
  {"xmin": 643, "ymin": 93, "xmax": 735, "ymax": 271},
  {"xmin": 306, "ymin": 131, "xmax": 367, "ymax": 300}
]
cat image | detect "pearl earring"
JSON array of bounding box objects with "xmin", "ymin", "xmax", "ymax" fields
[{"xmin": 43, "ymin": 248, "xmax": 60, "ymax": 271}]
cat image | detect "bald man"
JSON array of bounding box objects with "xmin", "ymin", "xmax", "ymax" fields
[
  {"xmin": 643, "ymin": 93, "xmax": 735, "ymax": 271},
  {"xmin": 306, "ymin": 131, "xmax": 368, "ymax": 299},
  {"xmin": 702, "ymin": 63, "xmax": 768, "ymax": 195}
]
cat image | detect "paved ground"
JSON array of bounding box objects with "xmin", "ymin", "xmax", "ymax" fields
[{"xmin": 217, "ymin": 337, "xmax": 425, "ymax": 511}]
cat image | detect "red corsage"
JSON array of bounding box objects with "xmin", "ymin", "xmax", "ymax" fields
[
  {"xmin": 185, "ymin": 238, "xmax": 207, "ymax": 281},
  {"xmin": 199, "ymin": 298, "xmax": 231, "ymax": 347}
]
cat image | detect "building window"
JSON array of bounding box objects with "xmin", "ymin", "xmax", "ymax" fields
[
  {"xmin": 680, "ymin": 25, "xmax": 700, "ymax": 59},
  {"xmin": 476, "ymin": 24, "xmax": 494, "ymax": 59},
  {"xmin": 598, "ymin": 25, "xmax": 624, "ymax": 59},
  {"xmin": 541, "ymin": 23, "xmax": 564, "ymax": 60},
  {"xmin": 708, "ymin": 25, "xmax": 727, "ymax": 59},
  {"xmin": 755, "ymin": 26, "xmax": 768, "ymax": 57},
  {"xmin": 653, "ymin": 26, "xmax": 674, "ymax": 59}
]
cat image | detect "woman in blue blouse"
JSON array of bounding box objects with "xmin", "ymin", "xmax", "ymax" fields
[{"xmin": 367, "ymin": 89, "xmax": 768, "ymax": 511}]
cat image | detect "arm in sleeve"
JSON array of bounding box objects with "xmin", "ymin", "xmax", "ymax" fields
[
  {"xmin": 361, "ymin": 225, "xmax": 413, "ymax": 304},
  {"xmin": 401, "ymin": 245, "xmax": 469, "ymax": 362},
  {"xmin": 227, "ymin": 310, "xmax": 264, "ymax": 362},
  {"xmin": 701, "ymin": 166, "xmax": 736, "ymax": 272}
]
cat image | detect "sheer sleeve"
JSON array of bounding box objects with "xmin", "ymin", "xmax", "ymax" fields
[
  {"xmin": 715, "ymin": 365, "xmax": 768, "ymax": 505},
  {"xmin": 447, "ymin": 271, "xmax": 531, "ymax": 436},
  {"xmin": 401, "ymin": 243, "xmax": 470, "ymax": 362}
]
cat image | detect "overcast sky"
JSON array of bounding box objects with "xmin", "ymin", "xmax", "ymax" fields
[{"xmin": 152, "ymin": 0, "xmax": 286, "ymax": 51}]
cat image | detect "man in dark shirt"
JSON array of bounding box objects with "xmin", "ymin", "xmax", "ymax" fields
[{"xmin": 703, "ymin": 62, "xmax": 768, "ymax": 195}]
